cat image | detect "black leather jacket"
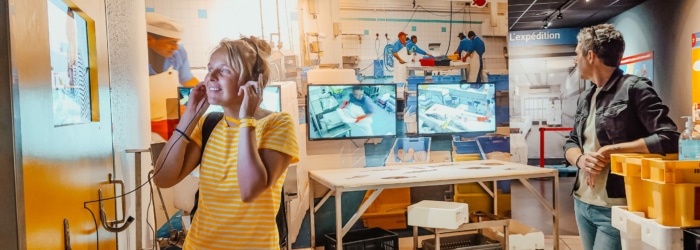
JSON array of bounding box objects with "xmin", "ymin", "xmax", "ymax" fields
[{"xmin": 563, "ymin": 69, "xmax": 679, "ymax": 198}]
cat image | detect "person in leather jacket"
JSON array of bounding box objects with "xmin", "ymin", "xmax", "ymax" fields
[{"xmin": 563, "ymin": 24, "xmax": 679, "ymax": 250}]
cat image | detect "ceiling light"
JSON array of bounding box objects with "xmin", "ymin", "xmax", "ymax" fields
[{"xmin": 557, "ymin": 12, "xmax": 563, "ymax": 19}]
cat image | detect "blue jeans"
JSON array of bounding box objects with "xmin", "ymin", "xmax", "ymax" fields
[{"xmin": 573, "ymin": 199, "xmax": 622, "ymax": 250}]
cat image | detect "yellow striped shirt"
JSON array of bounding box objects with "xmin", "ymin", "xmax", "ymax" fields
[{"xmin": 184, "ymin": 112, "xmax": 299, "ymax": 249}]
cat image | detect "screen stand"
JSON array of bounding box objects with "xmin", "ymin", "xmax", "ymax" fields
[{"xmin": 350, "ymin": 139, "xmax": 370, "ymax": 148}]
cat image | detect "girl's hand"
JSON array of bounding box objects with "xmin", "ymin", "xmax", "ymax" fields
[
  {"xmin": 238, "ymin": 74, "xmax": 264, "ymax": 118},
  {"xmin": 187, "ymin": 80, "xmax": 210, "ymax": 116}
]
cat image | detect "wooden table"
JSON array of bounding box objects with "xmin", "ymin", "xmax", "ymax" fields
[{"xmin": 308, "ymin": 159, "xmax": 561, "ymax": 250}]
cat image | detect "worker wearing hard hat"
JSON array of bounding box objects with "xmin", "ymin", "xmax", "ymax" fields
[
  {"xmin": 391, "ymin": 32, "xmax": 409, "ymax": 84},
  {"xmin": 146, "ymin": 12, "xmax": 198, "ymax": 142},
  {"xmin": 146, "ymin": 12, "xmax": 198, "ymax": 87}
]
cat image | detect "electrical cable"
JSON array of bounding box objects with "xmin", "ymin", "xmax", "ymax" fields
[
  {"xmin": 83, "ymin": 204, "xmax": 99, "ymax": 250},
  {"xmin": 148, "ymin": 170, "xmax": 158, "ymax": 249},
  {"xmin": 417, "ymin": 5, "xmax": 466, "ymax": 17},
  {"xmin": 445, "ymin": 4, "xmax": 454, "ymax": 55}
]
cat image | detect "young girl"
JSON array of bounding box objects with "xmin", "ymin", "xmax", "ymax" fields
[{"xmin": 154, "ymin": 36, "xmax": 299, "ymax": 249}]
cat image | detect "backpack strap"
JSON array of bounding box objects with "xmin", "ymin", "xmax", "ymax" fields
[
  {"xmin": 191, "ymin": 112, "xmax": 223, "ymax": 220},
  {"xmin": 201, "ymin": 112, "xmax": 224, "ymax": 154}
]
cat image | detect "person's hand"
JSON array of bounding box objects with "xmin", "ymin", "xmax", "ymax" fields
[
  {"xmin": 579, "ymin": 152, "xmax": 608, "ymax": 175},
  {"xmin": 355, "ymin": 115, "xmax": 367, "ymax": 123},
  {"xmin": 597, "ymin": 144, "xmax": 621, "ymax": 159},
  {"xmin": 399, "ymin": 60, "xmax": 407, "ymax": 64},
  {"xmin": 427, "ymin": 53, "xmax": 433, "ymax": 57},
  {"xmin": 238, "ymin": 74, "xmax": 264, "ymax": 118},
  {"xmin": 187, "ymin": 80, "xmax": 210, "ymax": 115},
  {"xmin": 461, "ymin": 57, "xmax": 467, "ymax": 63}
]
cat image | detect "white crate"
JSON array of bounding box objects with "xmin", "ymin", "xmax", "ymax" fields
[
  {"xmin": 611, "ymin": 206, "xmax": 645, "ymax": 250},
  {"xmin": 482, "ymin": 219, "xmax": 545, "ymax": 250},
  {"xmin": 407, "ymin": 200, "xmax": 469, "ymax": 230},
  {"xmin": 641, "ymin": 216, "xmax": 683, "ymax": 250}
]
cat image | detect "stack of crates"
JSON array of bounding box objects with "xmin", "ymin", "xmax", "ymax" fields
[
  {"xmin": 487, "ymin": 74, "xmax": 508, "ymax": 91},
  {"xmin": 610, "ymin": 153, "xmax": 694, "ymax": 250},
  {"xmin": 451, "ymin": 135, "xmax": 481, "ymax": 162},
  {"xmin": 450, "ymin": 135, "xmax": 512, "ymax": 219},
  {"xmin": 432, "ymin": 75, "xmax": 461, "ymax": 83},
  {"xmin": 404, "ymin": 96, "xmax": 418, "ymax": 134},
  {"xmin": 406, "ymin": 76, "xmax": 425, "ymax": 94}
]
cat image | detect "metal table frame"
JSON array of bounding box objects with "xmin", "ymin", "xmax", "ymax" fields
[{"xmin": 308, "ymin": 162, "xmax": 560, "ymax": 250}]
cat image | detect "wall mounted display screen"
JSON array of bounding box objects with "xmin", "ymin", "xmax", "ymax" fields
[
  {"xmin": 416, "ymin": 82, "xmax": 496, "ymax": 135},
  {"xmin": 307, "ymin": 84, "xmax": 397, "ymax": 140},
  {"xmin": 48, "ymin": 0, "xmax": 95, "ymax": 126},
  {"xmin": 178, "ymin": 85, "xmax": 281, "ymax": 117}
]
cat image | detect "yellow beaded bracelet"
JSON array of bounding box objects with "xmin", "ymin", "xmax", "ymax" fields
[{"xmin": 239, "ymin": 118, "xmax": 257, "ymax": 128}]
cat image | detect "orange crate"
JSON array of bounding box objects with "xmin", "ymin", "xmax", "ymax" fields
[
  {"xmin": 360, "ymin": 188, "xmax": 410, "ymax": 230},
  {"xmin": 641, "ymin": 159, "xmax": 700, "ymax": 184},
  {"xmin": 647, "ymin": 180, "xmax": 700, "ymax": 227}
]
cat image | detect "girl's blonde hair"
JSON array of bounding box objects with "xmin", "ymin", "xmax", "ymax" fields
[{"xmin": 214, "ymin": 36, "xmax": 271, "ymax": 87}]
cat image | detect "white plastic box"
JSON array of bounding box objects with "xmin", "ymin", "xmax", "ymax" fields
[
  {"xmin": 611, "ymin": 206, "xmax": 645, "ymax": 250},
  {"xmin": 641, "ymin": 215, "xmax": 683, "ymax": 250},
  {"xmin": 407, "ymin": 200, "xmax": 469, "ymax": 230},
  {"xmin": 482, "ymin": 219, "xmax": 545, "ymax": 250}
]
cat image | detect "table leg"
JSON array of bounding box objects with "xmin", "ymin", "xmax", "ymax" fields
[
  {"xmin": 335, "ymin": 189, "xmax": 343, "ymax": 250},
  {"xmin": 553, "ymin": 174, "xmax": 560, "ymax": 250},
  {"xmin": 309, "ymin": 177, "xmax": 316, "ymax": 248},
  {"xmin": 434, "ymin": 228, "xmax": 440, "ymax": 250},
  {"xmin": 413, "ymin": 226, "xmax": 418, "ymax": 250}
]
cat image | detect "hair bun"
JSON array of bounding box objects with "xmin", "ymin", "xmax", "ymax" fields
[{"xmin": 241, "ymin": 36, "xmax": 271, "ymax": 59}]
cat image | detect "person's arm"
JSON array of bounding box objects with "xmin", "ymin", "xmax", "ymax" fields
[
  {"xmin": 237, "ymin": 123, "xmax": 291, "ymax": 202},
  {"xmin": 153, "ymin": 83, "xmax": 209, "ymax": 188},
  {"xmin": 392, "ymin": 42, "xmax": 406, "ymax": 64},
  {"xmin": 628, "ymin": 78, "xmax": 680, "ymax": 154},
  {"xmin": 414, "ymin": 45, "xmax": 429, "ymax": 56},
  {"xmin": 392, "ymin": 52, "xmax": 406, "ymax": 64},
  {"xmin": 236, "ymin": 78, "xmax": 299, "ymax": 202}
]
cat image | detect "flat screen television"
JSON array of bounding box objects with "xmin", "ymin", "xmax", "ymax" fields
[
  {"xmin": 306, "ymin": 84, "xmax": 397, "ymax": 140},
  {"xmin": 416, "ymin": 82, "xmax": 496, "ymax": 135},
  {"xmin": 178, "ymin": 85, "xmax": 282, "ymax": 117}
]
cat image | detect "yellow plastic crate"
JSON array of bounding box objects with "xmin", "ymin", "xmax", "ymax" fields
[
  {"xmin": 641, "ymin": 159, "xmax": 700, "ymax": 184},
  {"xmin": 609, "ymin": 154, "xmax": 677, "ymax": 216},
  {"xmin": 453, "ymin": 192, "xmax": 511, "ymax": 221},
  {"xmin": 456, "ymin": 182, "xmax": 488, "ymax": 194},
  {"xmin": 610, "ymin": 153, "xmax": 677, "ymax": 176},
  {"xmin": 451, "ymin": 151, "xmax": 481, "ymax": 162},
  {"xmin": 360, "ymin": 188, "xmax": 411, "ymax": 230},
  {"xmin": 647, "ymin": 180, "xmax": 700, "ymax": 227}
]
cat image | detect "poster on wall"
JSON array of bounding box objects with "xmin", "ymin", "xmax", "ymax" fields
[
  {"xmin": 47, "ymin": 0, "xmax": 93, "ymax": 126},
  {"xmin": 620, "ymin": 51, "xmax": 653, "ymax": 81},
  {"xmin": 692, "ymin": 33, "xmax": 700, "ymax": 109},
  {"xmin": 507, "ymin": 27, "xmax": 579, "ymax": 160}
]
